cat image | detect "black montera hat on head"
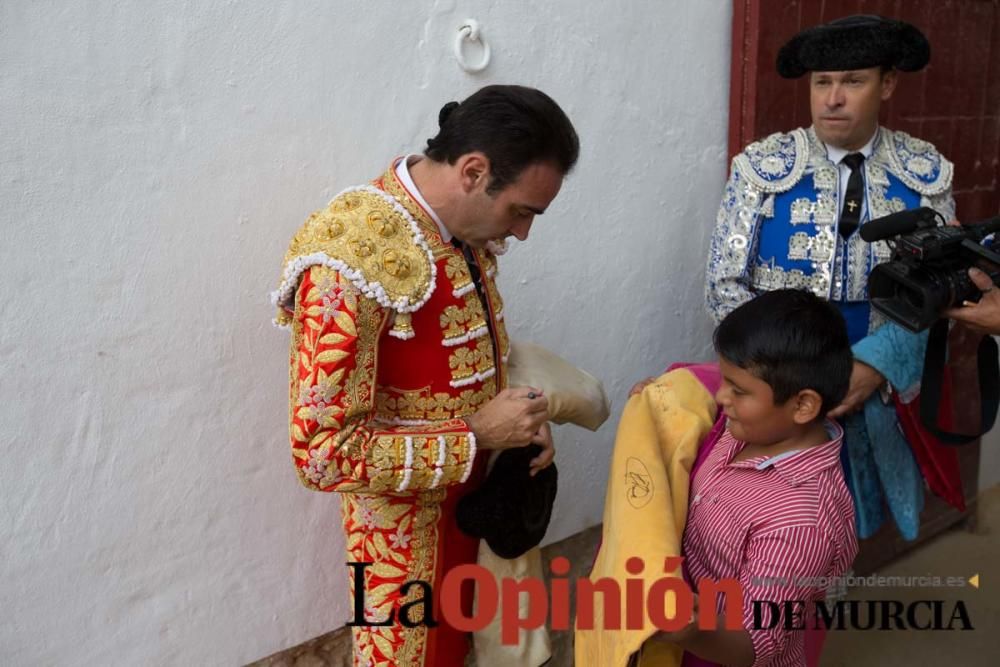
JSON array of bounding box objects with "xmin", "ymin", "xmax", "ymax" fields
[{"xmin": 776, "ymin": 15, "xmax": 930, "ymax": 79}]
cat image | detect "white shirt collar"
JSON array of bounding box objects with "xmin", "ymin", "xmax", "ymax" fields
[
  {"xmin": 394, "ymin": 155, "xmax": 451, "ymax": 242},
  {"xmin": 824, "ymin": 127, "xmax": 879, "ymax": 164}
]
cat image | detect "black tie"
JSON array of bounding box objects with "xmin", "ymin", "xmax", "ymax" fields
[
  {"xmin": 451, "ymin": 238, "xmax": 485, "ymax": 300},
  {"xmin": 451, "ymin": 239, "xmax": 494, "ymax": 332},
  {"xmin": 839, "ymin": 152, "xmax": 865, "ymax": 239},
  {"xmin": 452, "ymin": 239, "xmax": 500, "ymax": 371}
]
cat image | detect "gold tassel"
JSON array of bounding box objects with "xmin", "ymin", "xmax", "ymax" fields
[{"xmin": 390, "ymin": 311, "xmax": 415, "ymax": 340}]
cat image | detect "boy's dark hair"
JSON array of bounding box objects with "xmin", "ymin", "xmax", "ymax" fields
[
  {"xmin": 424, "ymin": 85, "xmax": 579, "ymax": 194},
  {"xmin": 714, "ymin": 289, "xmax": 852, "ymax": 413}
]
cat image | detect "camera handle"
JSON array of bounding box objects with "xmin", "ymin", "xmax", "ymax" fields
[
  {"xmin": 919, "ymin": 318, "xmax": 1000, "ymax": 445},
  {"xmin": 961, "ymin": 214, "xmax": 1000, "ymax": 242}
]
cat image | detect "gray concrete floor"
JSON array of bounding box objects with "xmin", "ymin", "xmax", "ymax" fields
[{"xmin": 820, "ymin": 484, "xmax": 1000, "ymax": 667}]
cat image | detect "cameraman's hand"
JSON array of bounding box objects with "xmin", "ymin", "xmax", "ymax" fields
[
  {"xmin": 464, "ymin": 387, "xmax": 549, "ymax": 451},
  {"xmin": 944, "ymin": 268, "xmax": 1000, "ymax": 335},
  {"xmin": 828, "ymin": 360, "xmax": 885, "ymax": 418}
]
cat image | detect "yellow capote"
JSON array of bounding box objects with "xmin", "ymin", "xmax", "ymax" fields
[{"xmin": 575, "ymin": 368, "xmax": 718, "ymax": 667}]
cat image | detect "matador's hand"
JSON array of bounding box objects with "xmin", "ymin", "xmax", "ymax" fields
[
  {"xmin": 465, "ymin": 387, "xmax": 549, "ymax": 451},
  {"xmin": 529, "ymin": 422, "xmax": 555, "ymax": 477}
]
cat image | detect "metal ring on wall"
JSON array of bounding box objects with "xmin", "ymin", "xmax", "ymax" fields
[{"xmin": 453, "ymin": 19, "xmax": 491, "ymax": 73}]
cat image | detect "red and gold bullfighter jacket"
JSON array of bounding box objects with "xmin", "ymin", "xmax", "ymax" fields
[{"xmin": 272, "ymin": 160, "xmax": 511, "ymax": 667}]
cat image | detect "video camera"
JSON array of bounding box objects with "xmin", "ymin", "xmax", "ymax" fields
[{"xmin": 863, "ymin": 207, "xmax": 1000, "ymax": 332}]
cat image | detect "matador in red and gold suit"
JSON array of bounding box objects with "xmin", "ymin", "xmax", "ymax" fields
[{"xmin": 272, "ymin": 159, "xmax": 512, "ymax": 667}]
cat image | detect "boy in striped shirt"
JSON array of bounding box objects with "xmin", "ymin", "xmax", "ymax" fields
[{"xmin": 641, "ymin": 289, "xmax": 858, "ymax": 666}]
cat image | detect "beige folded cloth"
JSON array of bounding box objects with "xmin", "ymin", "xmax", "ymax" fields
[
  {"xmin": 506, "ymin": 341, "xmax": 611, "ymax": 431},
  {"xmin": 472, "ymin": 544, "xmax": 553, "ymax": 667}
]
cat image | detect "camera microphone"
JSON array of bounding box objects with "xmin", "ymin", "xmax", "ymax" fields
[{"xmin": 860, "ymin": 207, "xmax": 939, "ymax": 243}]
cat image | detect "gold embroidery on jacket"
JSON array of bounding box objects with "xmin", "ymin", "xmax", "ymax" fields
[
  {"xmin": 380, "ymin": 164, "xmax": 450, "ymax": 254},
  {"xmin": 484, "ymin": 268, "xmax": 505, "ymax": 322},
  {"xmin": 439, "ymin": 291, "xmax": 489, "ymax": 343},
  {"xmin": 474, "ymin": 336, "xmax": 496, "ymax": 375},
  {"xmin": 445, "ymin": 254, "xmax": 474, "ymax": 294},
  {"xmin": 274, "ymin": 187, "xmax": 434, "ymax": 326},
  {"xmin": 375, "ymin": 386, "xmax": 492, "ymax": 421},
  {"xmin": 448, "ymin": 346, "xmax": 479, "ymax": 382}
]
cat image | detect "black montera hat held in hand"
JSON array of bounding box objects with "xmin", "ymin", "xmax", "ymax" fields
[
  {"xmin": 455, "ymin": 445, "xmax": 557, "ymax": 559},
  {"xmin": 776, "ymin": 14, "xmax": 930, "ymax": 78}
]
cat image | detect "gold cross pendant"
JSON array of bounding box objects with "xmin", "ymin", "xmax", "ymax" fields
[{"xmin": 846, "ymin": 200, "xmax": 858, "ymax": 213}]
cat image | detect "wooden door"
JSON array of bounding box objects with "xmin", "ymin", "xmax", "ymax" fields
[{"xmin": 729, "ymin": 0, "xmax": 1000, "ymax": 219}]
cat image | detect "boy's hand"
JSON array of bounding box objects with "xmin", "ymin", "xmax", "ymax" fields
[
  {"xmin": 650, "ymin": 593, "xmax": 700, "ymax": 646},
  {"xmin": 648, "ymin": 593, "xmax": 754, "ymax": 666},
  {"xmin": 629, "ymin": 377, "xmax": 657, "ymax": 398},
  {"xmin": 827, "ymin": 360, "xmax": 885, "ymax": 418}
]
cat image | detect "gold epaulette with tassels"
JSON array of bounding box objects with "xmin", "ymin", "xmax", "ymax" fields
[{"xmin": 270, "ymin": 185, "xmax": 436, "ymax": 339}]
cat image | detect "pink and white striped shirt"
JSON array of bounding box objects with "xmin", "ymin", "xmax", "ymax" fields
[{"xmin": 682, "ymin": 421, "xmax": 858, "ymax": 667}]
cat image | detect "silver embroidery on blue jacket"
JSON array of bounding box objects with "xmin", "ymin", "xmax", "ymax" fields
[{"xmin": 705, "ymin": 126, "xmax": 955, "ymax": 328}]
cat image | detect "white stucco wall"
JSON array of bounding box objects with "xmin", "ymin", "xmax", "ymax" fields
[{"xmin": 1, "ymin": 1, "xmax": 732, "ymax": 664}]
